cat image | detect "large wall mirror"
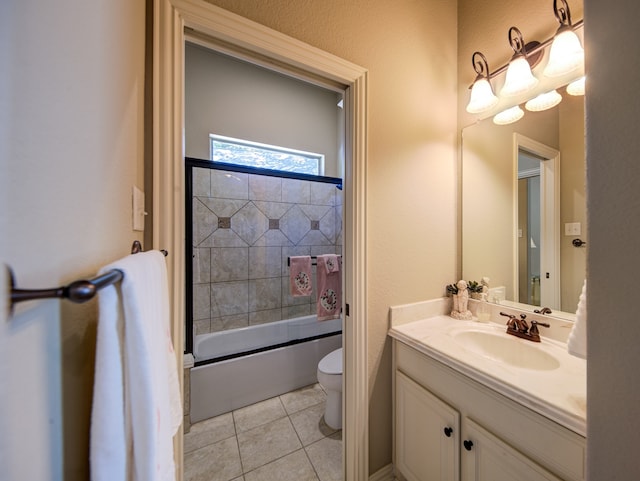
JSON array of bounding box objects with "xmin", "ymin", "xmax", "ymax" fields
[{"xmin": 462, "ymin": 92, "xmax": 585, "ymax": 320}]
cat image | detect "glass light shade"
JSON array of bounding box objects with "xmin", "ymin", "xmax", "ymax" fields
[
  {"xmin": 567, "ymin": 76, "xmax": 585, "ymax": 96},
  {"xmin": 543, "ymin": 29, "xmax": 584, "ymax": 77},
  {"xmin": 525, "ymin": 90, "xmax": 563, "ymax": 112},
  {"xmin": 493, "ymin": 105, "xmax": 524, "ymax": 125},
  {"xmin": 466, "ymin": 78, "xmax": 499, "ymax": 114},
  {"xmin": 500, "ymin": 56, "xmax": 538, "ymax": 96}
]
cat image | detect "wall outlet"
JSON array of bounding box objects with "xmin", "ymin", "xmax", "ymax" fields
[
  {"xmin": 564, "ymin": 222, "xmax": 581, "ymax": 236},
  {"xmin": 132, "ymin": 186, "xmax": 145, "ymax": 231}
]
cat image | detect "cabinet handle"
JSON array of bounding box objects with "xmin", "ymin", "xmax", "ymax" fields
[
  {"xmin": 444, "ymin": 427, "xmax": 453, "ymax": 437},
  {"xmin": 463, "ymin": 440, "xmax": 474, "ymax": 451}
]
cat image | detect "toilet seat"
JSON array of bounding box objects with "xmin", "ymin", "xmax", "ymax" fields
[{"xmin": 318, "ymin": 348, "xmax": 342, "ymax": 375}]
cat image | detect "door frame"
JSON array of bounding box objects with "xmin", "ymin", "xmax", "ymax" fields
[
  {"xmin": 153, "ymin": 1, "xmax": 369, "ymax": 479},
  {"xmin": 513, "ymin": 134, "xmax": 560, "ymax": 310}
]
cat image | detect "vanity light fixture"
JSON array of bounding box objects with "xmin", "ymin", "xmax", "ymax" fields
[
  {"xmin": 493, "ymin": 105, "xmax": 524, "ymax": 125},
  {"xmin": 543, "ymin": 0, "xmax": 584, "ymax": 78},
  {"xmin": 566, "ymin": 76, "xmax": 585, "ymax": 96},
  {"xmin": 466, "ymin": 52, "xmax": 499, "ymax": 114},
  {"xmin": 525, "ymin": 89, "xmax": 563, "ymax": 112},
  {"xmin": 500, "ymin": 27, "xmax": 539, "ymax": 97},
  {"xmin": 465, "ymin": 0, "xmax": 584, "ymax": 123}
]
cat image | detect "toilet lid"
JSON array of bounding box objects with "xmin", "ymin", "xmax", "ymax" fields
[{"xmin": 319, "ymin": 348, "xmax": 343, "ymax": 375}]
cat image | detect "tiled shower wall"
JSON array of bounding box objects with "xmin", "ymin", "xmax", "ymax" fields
[{"xmin": 192, "ymin": 167, "xmax": 343, "ymax": 336}]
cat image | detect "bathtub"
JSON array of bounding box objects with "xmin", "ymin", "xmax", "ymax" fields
[{"xmin": 190, "ymin": 315, "xmax": 342, "ymax": 422}]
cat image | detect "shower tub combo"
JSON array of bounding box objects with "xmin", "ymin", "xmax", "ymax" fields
[
  {"xmin": 190, "ymin": 314, "xmax": 342, "ymax": 422},
  {"xmin": 187, "ymin": 160, "xmax": 344, "ymax": 423}
]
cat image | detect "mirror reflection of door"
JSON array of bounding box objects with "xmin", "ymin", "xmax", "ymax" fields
[
  {"xmin": 515, "ymin": 137, "xmax": 560, "ymax": 310},
  {"xmin": 518, "ymin": 151, "xmax": 542, "ymax": 306},
  {"xmin": 513, "ymin": 133, "xmax": 560, "ymax": 309}
]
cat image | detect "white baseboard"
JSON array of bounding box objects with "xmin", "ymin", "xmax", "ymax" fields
[{"xmin": 369, "ymin": 463, "xmax": 394, "ymax": 481}]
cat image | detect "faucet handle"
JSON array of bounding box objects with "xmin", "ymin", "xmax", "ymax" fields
[
  {"xmin": 529, "ymin": 320, "xmax": 550, "ymax": 336},
  {"xmin": 534, "ymin": 307, "xmax": 553, "ymax": 315},
  {"xmin": 499, "ymin": 312, "xmax": 518, "ymax": 331}
]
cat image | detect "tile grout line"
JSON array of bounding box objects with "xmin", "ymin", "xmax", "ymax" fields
[{"xmin": 230, "ymin": 409, "xmax": 246, "ymax": 478}]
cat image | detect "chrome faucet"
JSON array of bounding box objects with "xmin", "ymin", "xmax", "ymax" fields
[{"xmin": 499, "ymin": 312, "xmax": 550, "ymax": 342}]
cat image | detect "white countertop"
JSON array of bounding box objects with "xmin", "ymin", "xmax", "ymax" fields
[{"xmin": 389, "ymin": 314, "xmax": 587, "ymax": 437}]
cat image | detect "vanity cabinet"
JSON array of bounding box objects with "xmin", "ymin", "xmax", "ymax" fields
[
  {"xmin": 461, "ymin": 418, "xmax": 561, "ymax": 481},
  {"xmin": 395, "ymin": 370, "xmax": 459, "ymax": 481},
  {"xmin": 393, "ymin": 340, "xmax": 585, "ymax": 481}
]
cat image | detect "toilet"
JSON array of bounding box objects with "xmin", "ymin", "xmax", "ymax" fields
[{"xmin": 317, "ymin": 348, "xmax": 343, "ymax": 430}]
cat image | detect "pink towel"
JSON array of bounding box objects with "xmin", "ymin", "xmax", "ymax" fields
[
  {"xmin": 323, "ymin": 254, "xmax": 340, "ymax": 274},
  {"xmin": 316, "ymin": 254, "xmax": 342, "ymax": 321},
  {"xmin": 289, "ymin": 256, "xmax": 312, "ymax": 297}
]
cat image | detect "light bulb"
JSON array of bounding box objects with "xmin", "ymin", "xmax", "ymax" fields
[
  {"xmin": 493, "ymin": 106, "xmax": 524, "ymax": 125},
  {"xmin": 525, "ymin": 90, "xmax": 563, "ymax": 111},
  {"xmin": 544, "ymin": 28, "xmax": 584, "ymax": 77},
  {"xmin": 566, "ymin": 76, "xmax": 585, "ymax": 96},
  {"xmin": 466, "ymin": 78, "xmax": 499, "ymax": 114},
  {"xmin": 501, "ymin": 56, "xmax": 538, "ymax": 97}
]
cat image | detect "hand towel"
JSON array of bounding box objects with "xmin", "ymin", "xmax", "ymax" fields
[
  {"xmin": 91, "ymin": 251, "xmax": 182, "ymax": 481},
  {"xmin": 289, "ymin": 256, "xmax": 312, "ymax": 297},
  {"xmin": 568, "ymin": 279, "xmax": 587, "ymax": 359},
  {"xmin": 323, "ymin": 254, "xmax": 340, "ymax": 274},
  {"xmin": 316, "ymin": 254, "xmax": 342, "ymax": 321}
]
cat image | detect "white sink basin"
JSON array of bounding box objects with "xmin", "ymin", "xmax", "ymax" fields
[{"xmin": 452, "ymin": 329, "xmax": 560, "ymax": 371}]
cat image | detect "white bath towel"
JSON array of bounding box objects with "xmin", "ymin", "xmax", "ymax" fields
[
  {"xmin": 91, "ymin": 251, "xmax": 182, "ymax": 481},
  {"xmin": 567, "ymin": 279, "xmax": 587, "ymax": 359}
]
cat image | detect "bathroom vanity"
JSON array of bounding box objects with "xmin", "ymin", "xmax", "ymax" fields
[{"xmin": 389, "ymin": 299, "xmax": 586, "ymax": 481}]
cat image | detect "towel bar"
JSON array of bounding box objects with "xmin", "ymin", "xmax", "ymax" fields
[
  {"xmin": 5, "ymin": 241, "xmax": 168, "ymax": 317},
  {"xmin": 286, "ymin": 255, "xmax": 341, "ymax": 267}
]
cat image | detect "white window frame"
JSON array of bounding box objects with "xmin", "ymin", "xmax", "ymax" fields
[{"xmin": 209, "ymin": 134, "xmax": 325, "ymax": 176}]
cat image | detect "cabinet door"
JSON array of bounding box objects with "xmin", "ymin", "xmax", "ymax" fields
[
  {"xmin": 395, "ymin": 371, "xmax": 460, "ymax": 481},
  {"xmin": 461, "ymin": 418, "xmax": 563, "ymax": 481}
]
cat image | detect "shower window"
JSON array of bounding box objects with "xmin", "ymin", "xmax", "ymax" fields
[{"xmin": 210, "ymin": 134, "xmax": 325, "ymax": 176}]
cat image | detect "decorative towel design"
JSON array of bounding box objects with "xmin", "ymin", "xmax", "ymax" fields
[
  {"xmin": 91, "ymin": 251, "xmax": 182, "ymax": 481},
  {"xmin": 323, "ymin": 254, "xmax": 340, "ymax": 274},
  {"xmin": 568, "ymin": 279, "xmax": 587, "ymax": 359},
  {"xmin": 289, "ymin": 256, "xmax": 312, "ymax": 297},
  {"xmin": 316, "ymin": 254, "xmax": 342, "ymax": 321}
]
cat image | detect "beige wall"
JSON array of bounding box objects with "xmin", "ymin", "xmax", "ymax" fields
[
  {"xmin": 1, "ymin": 0, "xmax": 146, "ymax": 479},
  {"xmin": 202, "ymin": 0, "xmax": 459, "ymax": 472},
  {"xmin": 558, "ymin": 95, "xmax": 586, "ymax": 312}
]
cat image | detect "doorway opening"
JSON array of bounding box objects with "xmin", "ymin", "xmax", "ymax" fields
[
  {"xmin": 183, "ymin": 36, "xmax": 347, "ymax": 480},
  {"xmin": 514, "ymin": 134, "xmax": 560, "ymax": 310},
  {"xmin": 153, "ymin": 3, "xmax": 369, "ymax": 477}
]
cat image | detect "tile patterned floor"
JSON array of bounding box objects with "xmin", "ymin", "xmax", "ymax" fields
[{"xmin": 184, "ymin": 383, "xmax": 342, "ymax": 481}]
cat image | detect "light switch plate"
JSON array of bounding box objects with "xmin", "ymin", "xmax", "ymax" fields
[
  {"xmin": 133, "ymin": 186, "xmax": 145, "ymax": 231},
  {"xmin": 564, "ymin": 222, "xmax": 581, "ymax": 236}
]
